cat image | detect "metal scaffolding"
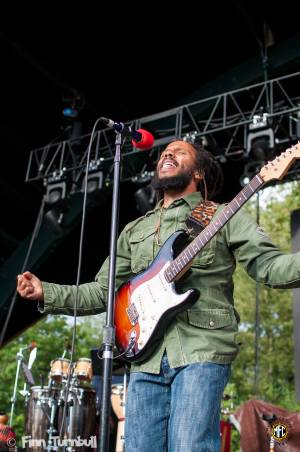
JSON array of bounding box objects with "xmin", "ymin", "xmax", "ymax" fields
[{"xmin": 26, "ymin": 71, "xmax": 300, "ymax": 191}]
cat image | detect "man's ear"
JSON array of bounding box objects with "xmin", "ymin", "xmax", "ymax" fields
[{"xmin": 194, "ymin": 171, "xmax": 203, "ymax": 181}]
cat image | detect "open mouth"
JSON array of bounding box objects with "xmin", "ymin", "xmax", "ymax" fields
[{"xmin": 160, "ymin": 159, "xmax": 178, "ymax": 170}]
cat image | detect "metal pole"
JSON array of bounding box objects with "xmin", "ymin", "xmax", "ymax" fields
[
  {"xmin": 98, "ymin": 132, "xmax": 122, "ymax": 452},
  {"xmin": 9, "ymin": 347, "xmax": 27, "ymax": 426},
  {"xmin": 254, "ymin": 191, "xmax": 260, "ymax": 396}
]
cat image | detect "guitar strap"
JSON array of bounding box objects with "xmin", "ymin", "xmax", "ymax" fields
[{"xmin": 185, "ymin": 200, "xmax": 219, "ymax": 238}]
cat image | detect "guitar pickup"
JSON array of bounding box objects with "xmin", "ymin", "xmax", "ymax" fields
[{"xmin": 126, "ymin": 303, "xmax": 139, "ymax": 326}]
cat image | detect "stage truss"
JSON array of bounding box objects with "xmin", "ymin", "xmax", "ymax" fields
[{"xmin": 25, "ymin": 71, "xmax": 300, "ymax": 193}]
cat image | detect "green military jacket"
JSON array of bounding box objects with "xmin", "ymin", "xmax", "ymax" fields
[{"xmin": 40, "ymin": 192, "xmax": 300, "ymax": 373}]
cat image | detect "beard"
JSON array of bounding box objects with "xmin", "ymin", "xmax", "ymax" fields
[{"xmin": 151, "ymin": 169, "xmax": 195, "ymax": 192}]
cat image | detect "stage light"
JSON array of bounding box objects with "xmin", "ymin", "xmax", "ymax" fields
[
  {"xmin": 247, "ymin": 130, "xmax": 275, "ymax": 162},
  {"xmin": 183, "ymin": 131, "xmax": 198, "ymax": 144},
  {"xmin": 246, "ymin": 114, "xmax": 275, "ymax": 162},
  {"xmin": 82, "ymin": 170, "xmax": 103, "ymax": 194},
  {"xmin": 131, "ymin": 171, "xmax": 154, "ymax": 185},
  {"xmin": 62, "ymin": 107, "xmax": 79, "ymax": 118},
  {"xmin": 62, "ymin": 90, "xmax": 85, "ymax": 119},
  {"xmin": 45, "ymin": 180, "xmax": 67, "ymax": 205}
]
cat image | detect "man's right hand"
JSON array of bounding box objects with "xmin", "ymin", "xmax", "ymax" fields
[{"xmin": 17, "ymin": 271, "xmax": 44, "ymax": 301}]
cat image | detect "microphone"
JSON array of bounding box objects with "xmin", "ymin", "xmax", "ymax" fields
[
  {"xmin": 100, "ymin": 117, "xmax": 154, "ymax": 150},
  {"xmin": 28, "ymin": 341, "xmax": 37, "ymax": 351},
  {"xmin": 20, "ymin": 341, "xmax": 37, "ymax": 352}
]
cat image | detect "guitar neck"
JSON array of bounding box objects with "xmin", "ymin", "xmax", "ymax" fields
[{"xmin": 164, "ymin": 174, "xmax": 264, "ymax": 282}]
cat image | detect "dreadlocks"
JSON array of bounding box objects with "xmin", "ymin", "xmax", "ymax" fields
[{"xmin": 191, "ymin": 141, "xmax": 224, "ymax": 201}]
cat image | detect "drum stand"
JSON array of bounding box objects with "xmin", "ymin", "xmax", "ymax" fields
[
  {"xmin": 46, "ymin": 384, "xmax": 59, "ymax": 452},
  {"xmin": 60, "ymin": 378, "xmax": 77, "ymax": 452},
  {"xmin": 9, "ymin": 346, "xmax": 27, "ymax": 426},
  {"xmin": 66, "ymin": 387, "xmax": 75, "ymax": 452}
]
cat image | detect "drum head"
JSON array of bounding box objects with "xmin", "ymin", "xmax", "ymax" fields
[
  {"xmin": 50, "ymin": 358, "xmax": 71, "ymax": 382},
  {"xmin": 74, "ymin": 358, "xmax": 93, "ymax": 381}
]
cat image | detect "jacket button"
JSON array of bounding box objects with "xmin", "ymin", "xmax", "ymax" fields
[{"xmin": 209, "ymin": 319, "xmax": 215, "ymax": 327}]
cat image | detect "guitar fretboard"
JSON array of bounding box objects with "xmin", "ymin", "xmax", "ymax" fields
[{"xmin": 164, "ymin": 174, "xmax": 264, "ymax": 282}]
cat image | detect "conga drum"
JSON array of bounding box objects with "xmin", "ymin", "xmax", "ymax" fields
[
  {"xmin": 25, "ymin": 386, "xmax": 60, "ymax": 452},
  {"xmin": 58, "ymin": 386, "xmax": 97, "ymax": 451},
  {"xmin": 49, "ymin": 358, "xmax": 71, "ymax": 383},
  {"xmin": 74, "ymin": 358, "xmax": 93, "ymax": 382}
]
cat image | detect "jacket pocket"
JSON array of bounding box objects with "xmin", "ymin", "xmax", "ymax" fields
[
  {"xmin": 128, "ymin": 227, "xmax": 156, "ymax": 273},
  {"xmin": 191, "ymin": 236, "xmax": 216, "ymax": 268},
  {"xmin": 187, "ymin": 308, "xmax": 232, "ymax": 329}
]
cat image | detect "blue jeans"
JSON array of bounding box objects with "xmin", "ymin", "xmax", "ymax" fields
[{"xmin": 124, "ymin": 353, "xmax": 230, "ymax": 452}]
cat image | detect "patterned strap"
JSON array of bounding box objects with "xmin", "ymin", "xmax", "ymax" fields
[{"xmin": 185, "ymin": 200, "xmax": 219, "ymax": 237}]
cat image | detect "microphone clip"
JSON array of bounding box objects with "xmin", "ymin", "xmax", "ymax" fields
[{"xmin": 100, "ymin": 117, "xmax": 154, "ymax": 150}]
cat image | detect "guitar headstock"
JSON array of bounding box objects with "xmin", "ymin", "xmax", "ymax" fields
[{"xmin": 259, "ymin": 142, "xmax": 300, "ymax": 183}]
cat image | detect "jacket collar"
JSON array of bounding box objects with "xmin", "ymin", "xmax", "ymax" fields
[{"xmin": 153, "ymin": 191, "xmax": 203, "ymax": 212}]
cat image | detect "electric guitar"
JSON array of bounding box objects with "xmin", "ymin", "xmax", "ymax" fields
[{"xmin": 114, "ymin": 143, "xmax": 300, "ymax": 362}]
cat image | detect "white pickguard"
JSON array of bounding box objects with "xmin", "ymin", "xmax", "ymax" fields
[{"xmin": 130, "ymin": 262, "xmax": 192, "ymax": 349}]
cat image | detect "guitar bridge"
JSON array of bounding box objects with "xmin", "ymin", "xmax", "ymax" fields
[{"xmin": 126, "ymin": 303, "xmax": 139, "ymax": 326}]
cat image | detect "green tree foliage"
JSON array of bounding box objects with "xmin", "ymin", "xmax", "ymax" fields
[{"xmin": 225, "ymin": 181, "xmax": 300, "ymax": 450}]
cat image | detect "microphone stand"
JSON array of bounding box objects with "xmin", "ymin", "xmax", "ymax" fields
[{"xmin": 98, "ymin": 131, "xmax": 123, "ymax": 452}]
